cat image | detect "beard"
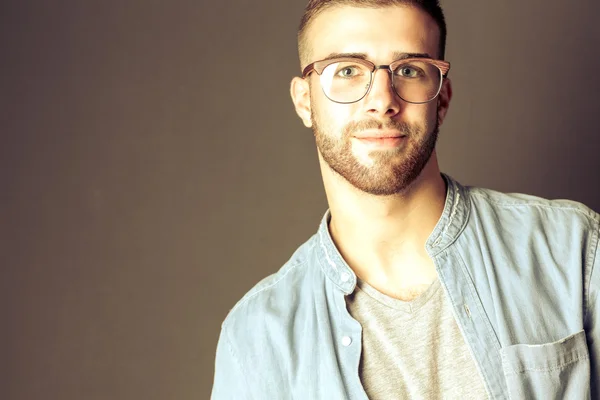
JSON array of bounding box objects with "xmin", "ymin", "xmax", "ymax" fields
[{"xmin": 312, "ymin": 111, "xmax": 439, "ymax": 196}]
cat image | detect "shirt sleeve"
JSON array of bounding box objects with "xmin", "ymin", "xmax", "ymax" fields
[
  {"xmin": 586, "ymin": 226, "xmax": 600, "ymax": 397},
  {"xmin": 211, "ymin": 326, "xmax": 249, "ymax": 400}
]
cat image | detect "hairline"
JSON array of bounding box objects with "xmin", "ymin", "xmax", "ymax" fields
[{"xmin": 297, "ymin": 3, "xmax": 444, "ymax": 70}]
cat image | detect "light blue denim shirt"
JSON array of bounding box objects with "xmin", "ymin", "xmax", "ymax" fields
[{"xmin": 211, "ymin": 175, "xmax": 600, "ymax": 399}]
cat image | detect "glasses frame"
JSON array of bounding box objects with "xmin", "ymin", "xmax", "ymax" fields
[{"xmin": 301, "ymin": 57, "xmax": 451, "ymax": 104}]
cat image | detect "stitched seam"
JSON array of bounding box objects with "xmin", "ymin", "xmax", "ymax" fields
[
  {"xmin": 223, "ymin": 255, "xmax": 311, "ymax": 327},
  {"xmin": 454, "ymin": 248, "xmax": 502, "ymax": 351},
  {"xmin": 469, "ymin": 191, "xmax": 599, "ymax": 219},
  {"xmin": 437, "ymin": 265, "xmax": 494, "ymax": 399},
  {"xmin": 504, "ymin": 353, "xmax": 590, "ymax": 375},
  {"xmin": 584, "ymin": 222, "xmax": 600, "ymax": 323},
  {"xmin": 318, "ymin": 227, "xmax": 340, "ymax": 273},
  {"xmin": 434, "ymin": 188, "xmax": 461, "ymax": 247},
  {"xmin": 316, "ymin": 226, "xmax": 356, "ymax": 293},
  {"xmin": 434, "ymin": 249, "xmax": 500, "ymax": 399}
]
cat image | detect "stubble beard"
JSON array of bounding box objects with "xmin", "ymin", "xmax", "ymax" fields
[{"xmin": 312, "ymin": 111, "xmax": 440, "ymax": 196}]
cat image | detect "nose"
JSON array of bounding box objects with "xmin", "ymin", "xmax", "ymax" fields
[{"xmin": 362, "ymin": 67, "xmax": 402, "ymax": 118}]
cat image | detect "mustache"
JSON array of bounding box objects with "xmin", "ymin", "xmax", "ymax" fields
[{"xmin": 343, "ymin": 119, "xmax": 417, "ymax": 137}]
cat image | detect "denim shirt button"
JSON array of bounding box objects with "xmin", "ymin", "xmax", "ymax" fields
[{"xmin": 342, "ymin": 336, "xmax": 352, "ymax": 347}]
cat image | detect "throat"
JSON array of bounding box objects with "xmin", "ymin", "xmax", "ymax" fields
[{"xmin": 354, "ymin": 256, "xmax": 439, "ymax": 302}]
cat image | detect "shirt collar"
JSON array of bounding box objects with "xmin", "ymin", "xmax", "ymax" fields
[{"xmin": 315, "ymin": 173, "xmax": 470, "ymax": 294}]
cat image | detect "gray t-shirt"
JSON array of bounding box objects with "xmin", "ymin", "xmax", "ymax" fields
[{"xmin": 345, "ymin": 277, "xmax": 489, "ymax": 399}]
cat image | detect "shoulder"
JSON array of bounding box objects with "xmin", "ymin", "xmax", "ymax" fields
[
  {"xmin": 466, "ymin": 185, "xmax": 599, "ymax": 226},
  {"xmin": 461, "ymin": 185, "xmax": 600, "ymax": 280},
  {"xmin": 220, "ymin": 234, "xmax": 320, "ymax": 332}
]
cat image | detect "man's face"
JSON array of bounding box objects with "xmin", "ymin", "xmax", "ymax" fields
[{"xmin": 297, "ymin": 5, "xmax": 450, "ymax": 195}]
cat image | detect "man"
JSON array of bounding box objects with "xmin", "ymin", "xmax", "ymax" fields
[{"xmin": 211, "ymin": 0, "xmax": 599, "ymax": 398}]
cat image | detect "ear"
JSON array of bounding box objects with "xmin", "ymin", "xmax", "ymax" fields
[
  {"xmin": 290, "ymin": 77, "xmax": 313, "ymax": 128},
  {"xmin": 436, "ymin": 78, "xmax": 453, "ymax": 126}
]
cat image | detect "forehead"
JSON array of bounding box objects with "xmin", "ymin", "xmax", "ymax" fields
[{"xmin": 306, "ymin": 5, "xmax": 440, "ymax": 62}]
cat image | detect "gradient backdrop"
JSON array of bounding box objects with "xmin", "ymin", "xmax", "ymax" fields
[{"xmin": 2, "ymin": 0, "xmax": 600, "ymax": 399}]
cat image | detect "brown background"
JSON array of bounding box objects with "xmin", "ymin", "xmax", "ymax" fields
[{"xmin": 2, "ymin": 0, "xmax": 599, "ymax": 399}]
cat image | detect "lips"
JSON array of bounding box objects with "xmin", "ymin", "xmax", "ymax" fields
[
  {"xmin": 353, "ymin": 130, "xmax": 406, "ymax": 139},
  {"xmin": 353, "ymin": 136, "xmax": 407, "ymax": 148}
]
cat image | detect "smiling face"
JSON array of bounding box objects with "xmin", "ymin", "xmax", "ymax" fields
[{"xmin": 291, "ymin": 5, "xmax": 452, "ymax": 195}]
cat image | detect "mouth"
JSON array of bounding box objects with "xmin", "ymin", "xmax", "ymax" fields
[
  {"xmin": 353, "ymin": 129, "xmax": 407, "ymax": 139},
  {"xmin": 352, "ymin": 134, "xmax": 407, "ymax": 148},
  {"xmin": 352, "ymin": 128, "xmax": 407, "ymax": 148}
]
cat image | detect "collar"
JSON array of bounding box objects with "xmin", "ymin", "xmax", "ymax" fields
[{"xmin": 315, "ymin": 173, "xmax": 471, "ymax": 294}]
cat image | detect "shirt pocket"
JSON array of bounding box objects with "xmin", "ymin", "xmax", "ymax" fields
[{"xmin": 499, "ymin": 330, "xmax": 590, "ymax": 400}]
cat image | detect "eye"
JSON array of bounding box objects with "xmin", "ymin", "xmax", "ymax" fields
[
  {"xmin": 396, "ymin": 65, "xmax": 421, "ymax": 78},
  {"xmin": 335, "ymin": 65, "xmax": 362, "ymax": 78}
]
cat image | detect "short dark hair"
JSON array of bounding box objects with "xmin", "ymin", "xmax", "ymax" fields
[{"xmin": 297, "ymin": 0, "xmax": 447, "ymax": 67}]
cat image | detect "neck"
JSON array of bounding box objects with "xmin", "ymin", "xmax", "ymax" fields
[{"xmin": 321, "ymin": 152, "xmax": 446, "ymax": 292}]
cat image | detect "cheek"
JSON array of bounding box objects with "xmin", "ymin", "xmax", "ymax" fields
[
  {"xmin": 312, "ymin": 97, "xmax": 354, "ymax": 138},
  {"xmin": 405, "ymin": 103, "xmax": 438, "ymax": 128}
]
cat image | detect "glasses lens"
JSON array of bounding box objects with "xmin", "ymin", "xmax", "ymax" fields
[
  {"xmin": 320, "ymin": 61, "xmax": 372, "ymax": 103},
  {"xmin": 392, "ymin": 61, "xmax": 442, "ymax": 103}
]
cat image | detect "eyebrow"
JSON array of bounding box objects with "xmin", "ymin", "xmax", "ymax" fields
[{"xmin": 322, "ymin": 51, "xmax": 432, "ymax": 62}]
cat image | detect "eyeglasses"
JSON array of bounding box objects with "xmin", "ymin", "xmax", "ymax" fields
[{"xmin": 302, "ymin": 57, "xmax": 451, "ymax": 104}]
